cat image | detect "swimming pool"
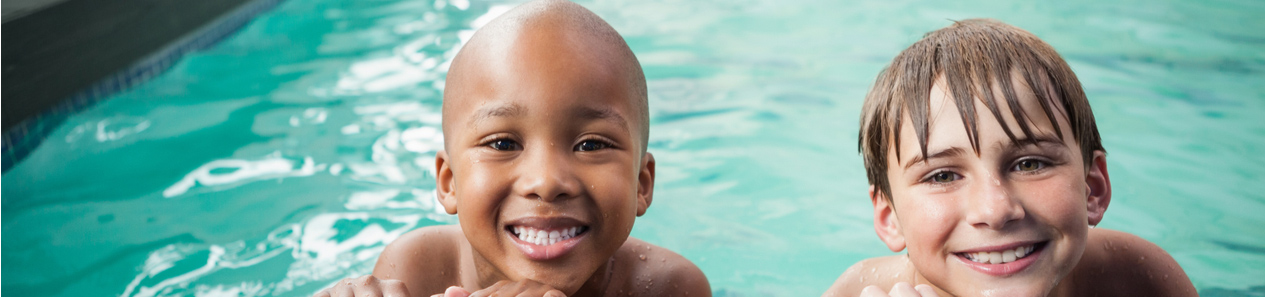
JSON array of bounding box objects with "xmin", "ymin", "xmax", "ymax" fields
[{"xmin": 4, "ymin": 0, "xmax": 1263, "ymax": 296}]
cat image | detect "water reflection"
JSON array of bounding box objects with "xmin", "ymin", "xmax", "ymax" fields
[
  {"xmin": 163, "ymin": 153, "xmax": 319, "ymax": 198},
  {"xmin": 119, "ymin": 213, "xmax": 427, "ymax": 297}
]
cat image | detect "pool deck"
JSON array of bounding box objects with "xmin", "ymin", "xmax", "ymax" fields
[{"xmin": 1, "ymin": 0, "xmax": 254, "ymax": 131}]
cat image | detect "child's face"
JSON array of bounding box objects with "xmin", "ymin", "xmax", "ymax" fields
[
  {"xmin": 435, "ymin": 28, "xmax": 652, "ymax": 294},
  {"xmin": 874, "ymin": 75, "xmax": 1109, "ymax": 296}
]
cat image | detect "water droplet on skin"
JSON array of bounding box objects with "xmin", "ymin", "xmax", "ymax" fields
[
  {"xmin": 639, "ymin": 254, "xmax": 647, "ymax": 261},
  {"xmin": 870, "ymin": 267, "xmax": 876, "ymax": 274}
]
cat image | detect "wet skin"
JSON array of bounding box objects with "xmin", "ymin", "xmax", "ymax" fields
[
  {"xmin": 824, "ymin": 75, "xmax": 1196, "ymax": 297},
  {"xmin": 334, "ymin": 1, "xmax": 710, "ymax": 297},
  {"xmin": 434, "ymin": 19, "xmax": 654, "ymax": 294}
]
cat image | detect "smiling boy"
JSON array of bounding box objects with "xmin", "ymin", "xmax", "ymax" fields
[
  {"xmin": 314, "ymin": 1, "xmax": 709, "ymax": 297},
  {"xmin": 824, "ymin": 19, "xmax": 1196, "ymax": 297}
]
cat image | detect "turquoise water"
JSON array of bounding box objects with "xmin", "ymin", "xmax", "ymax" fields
[{"xmin": 4, "ymin": 0, "xmax": 1264, "ymax": 296}]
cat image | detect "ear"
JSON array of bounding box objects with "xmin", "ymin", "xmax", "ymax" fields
[
  {"xmin": 435, "ymin": 150, "xmax": 459, "ymax": 215},
  {"xmin": 1085, "ymin": 150, "xmax": 1111, "ymax": 225},
  {"xmin": 872, "ymin": 185, "xmax": 906, "ymax": 252},
  {"xmin": 635, "ymin": 152, "xmax": 655, "ymax": 216}
]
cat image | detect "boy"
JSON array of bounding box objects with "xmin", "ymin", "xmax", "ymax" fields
[
  {"xmin": 314, "ymin": 1, "xmax": 710, "ymax": 296},
  {"xmin": 825, "ymin": 19, "xmax": 1196, "ymax": 297}
]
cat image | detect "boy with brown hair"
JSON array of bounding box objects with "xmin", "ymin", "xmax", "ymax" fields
[
  {"xmin": 825, "ymin": 19, "xmax": 1196, "ymax": 297},
  {"xmin": 313, "ymin": 1, "xmax": 710, "ymax": 296}
]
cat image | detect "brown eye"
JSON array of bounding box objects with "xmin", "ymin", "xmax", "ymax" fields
[
  {"xmin": 489, "ymin": 139, "xmax": 521, "ymax": 151},
  {"xmin": 574, "ymin": 140, "xmax": 610, "ymax": 152},
  {"xmin": 1014, "ymin": 159, "xmax": 1044, "ymax": 172},
  {"xmin": 931, "ymin": 172, "xmax": 958, "ymax": 183}
]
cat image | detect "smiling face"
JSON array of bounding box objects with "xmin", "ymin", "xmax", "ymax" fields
[
  {"xmin": 871, "ymin": 75, "xmax": 1110, "ymax": 296},
  {"xmin": 433, "ymin": 3, "xmax": 652, "ymax": 294}
]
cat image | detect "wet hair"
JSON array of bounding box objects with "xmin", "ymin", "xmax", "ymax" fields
[
  {"xmin": 858, "ymin": 19, "xmax": 1104, "ymax": 199},
  {"xmin": 445, "ymin": 0, "xmax": 650, "ymax": 152}
]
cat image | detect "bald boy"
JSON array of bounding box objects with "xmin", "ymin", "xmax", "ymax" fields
[{"xmin": 314, "ymin": 1, "xmax": 710, "ymax": 297}]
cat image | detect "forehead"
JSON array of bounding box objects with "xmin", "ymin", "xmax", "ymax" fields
[
  {"xmin": 442, "ymin": 26, "xmax": 641, "ymax": 129},
  {"xmin": 895, "ymin": 73, "xmax": 1071, "ymax": 157}
]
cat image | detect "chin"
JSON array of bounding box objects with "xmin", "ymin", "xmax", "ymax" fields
[{"xmin": 960, "ymin": 281, "xmax": 1055, "ymax": 297}]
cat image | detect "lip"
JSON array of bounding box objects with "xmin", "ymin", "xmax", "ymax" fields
[
  {"xmin": 503, "ymin": 216, "xmax": 590, "ymax": 261},
  {"xmin": 954, "ymin": 241, "xmax": 1047, "ymax": 276}
]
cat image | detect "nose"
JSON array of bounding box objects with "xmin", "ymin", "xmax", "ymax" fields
[
  {"xmin": 964, "ymin": 173, "xmax": 1025, "ymax": 230},
  {"xmin": 514, "ymin": 143, "xmax": 582, "ymax": 202}
]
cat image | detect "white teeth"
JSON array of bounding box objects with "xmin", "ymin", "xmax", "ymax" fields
[
  {"xmin": 511, "ymin": 226, "xmax": 585, "ymax": 246},
  {"xmin": 964, "ymin": 244, "xmax": 1037, "ymax": 264}
]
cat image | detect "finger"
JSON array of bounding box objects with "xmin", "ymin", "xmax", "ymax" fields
[
  {"xmin": 889, "ymin": 282, "xmax": 919, "ymax": 297},
  {"xmin": 913, "ymin": 285, "xmax": 940, "ymax": 297},
  {"xmin": 354, "ymin": 281, "xmax": 383, "ymax": 297},
  {"xmin": 503, "ymin": 280, "xmax": 529, "ymax": 294},
  {"xmin": 542, "ymin": 289, "xmax": 566, "ymax": 297},
  {"xmin": 314, "ymin": 288, "xmax": 332, "ymax": 297},
  {"xmin": 444, "ymin": 286, "xmax": 471, "ymax": 297},
  {"xmin": 352, "ymin": 276, "xmax": 383, "ymax": 297},
  {"xmin": 380, "ymin": 279, "xmax": 410, "ymax": 297},
  {"xmin": 860, "ymin": 286, "xmax": 890, "ymax": 297},
  {"xmin": 334, "ymin": 280, "xmax": 356, "ymax": 297},
  {"xmin": 468, "ymin": 283, "xmax": 500, "ymax": 297}
]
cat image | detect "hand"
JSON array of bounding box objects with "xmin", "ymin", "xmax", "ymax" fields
[
  {"xmin": 860, "ymin": 282, "xmax": 940, "ymax": 297},
  {"xmin": 314, "ymin": 275, "xmax": 410, "ymax": 297},
  {"xmin": 433, "ymin": 280, "xmax": 565, "ymax": 297}
]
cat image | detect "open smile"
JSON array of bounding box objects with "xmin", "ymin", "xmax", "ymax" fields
[
  {"xmin": 954, "ymin": 241, "xmax": 1047, "ymax": 276},
  {"xmin": 503, "ymin": 217, "xmax": 591, "ymax": 260}
]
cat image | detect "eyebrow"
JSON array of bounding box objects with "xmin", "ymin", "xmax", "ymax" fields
[
  {"xmin": 470, "ymin": 103, "xmax": 526, "ymax": 126},
  {"xmin": 901, "ymin": 135, "xmax": 1066, "ymax": 170},
  {"xmin": 468, "ymin": 102, "xmax": 629, "ymax": 128},
  {"xmin": 996, "ymin": 135, "xmax": 1065, "ymax": 151},
  {"xmin": 903, "ymin": 147, "xmax": 968, "ymax": 169},
  {"xmin": 575, "ymin": 106, "xmax": 629, "ymax": 128}
]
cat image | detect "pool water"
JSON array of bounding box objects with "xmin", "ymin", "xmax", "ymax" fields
[{"xmin": 4, "ymin": 0, "xmax": 1264, "ymax": 296}]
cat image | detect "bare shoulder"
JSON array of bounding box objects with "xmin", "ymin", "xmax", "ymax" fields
[
  {"xmin": 823, "ymin": 255, "xmax": 909, "ymax": 297},
  {"xmin": 612, "ymin": 237, "xmax": 710, "ymax": 297},
  {"xmin": 372, "ymin": 225, "xmax": 466, "ymax": 296},
  {"xmin": 1067, "ymin": 228, "xmax": 1196, "ymax": 297}
]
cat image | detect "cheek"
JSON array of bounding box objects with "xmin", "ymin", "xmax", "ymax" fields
[
  {"xmin": 905, "ymin": 197, "xmax": 961, "ymax": 247},
  {"xmin": 584, "ymin": 163, "xmax": 640, "ymax": 231},
  {"xmin": 456, "ymin": 163, "xmax": 512, "ymax": 222},
  {"xmin": 894, "ymin": 191, "xmax": 959, "ymax": 250},
  {"xmin": 1024, "ymin": 174, "xmax": 1088, "ymax": 227}
]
